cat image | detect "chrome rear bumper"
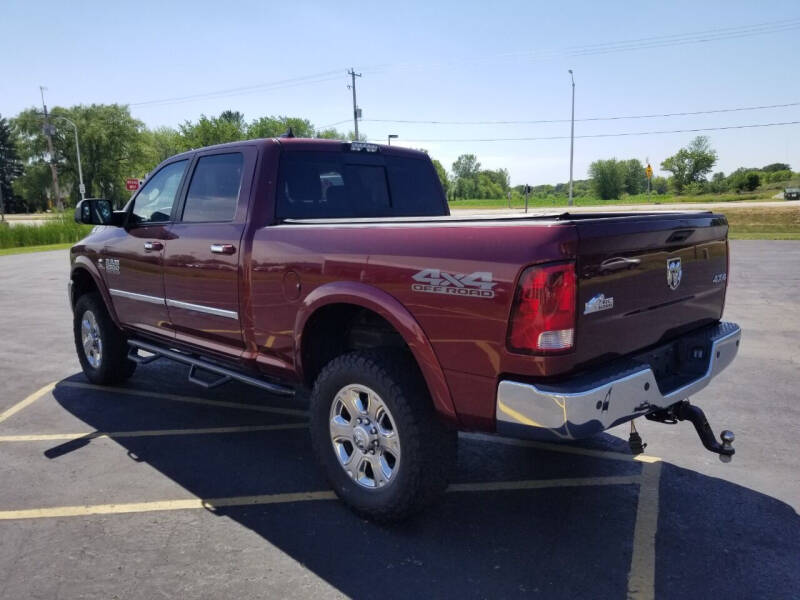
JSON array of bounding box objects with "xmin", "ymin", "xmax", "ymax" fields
[{"xmin": 496, "ymin": 322, "xmax": 741, "ymax": 441}]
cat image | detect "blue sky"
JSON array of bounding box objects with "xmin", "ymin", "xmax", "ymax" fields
[{"xmin": 3, "ymin": 0, "xmax": 799, "ymax": 185}]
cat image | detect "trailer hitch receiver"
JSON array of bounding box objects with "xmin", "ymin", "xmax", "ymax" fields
[{"xmin": 646, "ymin": 400, "xmax": 735, "ymax": 462}]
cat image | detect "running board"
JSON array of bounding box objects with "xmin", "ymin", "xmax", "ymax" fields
[{"xmin": 127, "ymin": 339, "xmax": 295, "ymax": 397}]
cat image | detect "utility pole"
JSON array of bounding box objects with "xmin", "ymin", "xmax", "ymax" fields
[
  {"xmin": 40, "ymin": 86, "xmax": 62, "ymax": 211},
  {"xmin": 568, "ymin": 70, "xmax": 575, "ymax": 207},
  {"xmin": 52, "ymin": 116, "xmax": 85, "ymax": 201},
  {"xmin": 347, "ymin": 68, "xmax": 362, "ymax": 140}
]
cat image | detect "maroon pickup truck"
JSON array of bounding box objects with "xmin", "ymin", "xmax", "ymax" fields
[{"xmin": 70, "ymin": 137, "xmax": 741, "ymax": 520}]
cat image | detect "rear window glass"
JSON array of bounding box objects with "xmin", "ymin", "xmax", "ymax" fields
[
  {"xmin": 182, "ymin": 153, "xmax": 243, "ymax": 222},
  {"xmin": 276, "ymin": 151, "xmax": 445, "ymax": 219}
]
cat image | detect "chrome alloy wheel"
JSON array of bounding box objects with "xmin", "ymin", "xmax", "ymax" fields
[
  {"xmin": 329, "ymin": 384, "xmax": 401, "ymax": 489},
  {"xmin": 80, "ymin": 309, "xmax": 103, "ymax": 368}
]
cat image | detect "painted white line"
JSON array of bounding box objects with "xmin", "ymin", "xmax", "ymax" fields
[
  {"xmin": 0, "ymin": 475, "xmax": 639, "ymax": 521},
  {"xmin": 58, "ymin": 381, "xmax": 308, "ymax": 418},
  {"xmin": 461, "ymin": 432, "xmax": 661, "ymax": 464},
  {"xmin": 0, "ymin": 423, "xmax": 308, "ymax": 442},
  {"xmin": 0, "ymin": 382, "xmax": 56, "ymax": 424},
  {"xmin": 627, "ymin": 461, "xmax": 662, "ymax": 600}
]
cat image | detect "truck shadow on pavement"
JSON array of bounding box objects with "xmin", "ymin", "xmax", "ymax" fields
[{"xmin": 47, "ymin": 366, "xmax": 800, "ymax": 600}]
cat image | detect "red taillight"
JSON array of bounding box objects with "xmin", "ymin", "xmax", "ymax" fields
[{"xmin": 507, "ymin": 262, "xmax": 577, "ymax": 354}]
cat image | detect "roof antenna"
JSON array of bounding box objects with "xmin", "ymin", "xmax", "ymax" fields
[{"xmin": 279, "ymin": 127, "xmax": 295, "ymax": 138}]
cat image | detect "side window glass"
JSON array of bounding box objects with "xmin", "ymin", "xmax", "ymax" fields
[
  {"xmin": 182, "ymin": 153, "xmax": 244, "ymax": 222},
  {"xmin": 131, "ymin": 160, "xmax": 188, "ymax": 224}
]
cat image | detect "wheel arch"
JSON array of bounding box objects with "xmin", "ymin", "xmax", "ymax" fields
[
  {"xmin": 70, "ymin": 257, "xmax": 120, "ymax": 327},
  {"xmin": 294, "ymin": 281, "xmax": 458, "ymax": 425}
]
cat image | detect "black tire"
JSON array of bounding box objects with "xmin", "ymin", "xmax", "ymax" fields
[
  {"xmin": 73, "ymin": 292, "xmax": 136, "ymax": 385},
  {"xmin": 309, "ymin": 349, "xmax": 457, "ymax": 522}
]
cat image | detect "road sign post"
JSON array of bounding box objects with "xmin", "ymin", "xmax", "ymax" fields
[{"xmin": 645, "ymin": 163, "xmax": 653, "ymax": 203}]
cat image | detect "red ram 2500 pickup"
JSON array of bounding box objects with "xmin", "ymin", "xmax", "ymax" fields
[{"xmin": 70, "ymin": 137, "xmax": 741, "ymax": 520}]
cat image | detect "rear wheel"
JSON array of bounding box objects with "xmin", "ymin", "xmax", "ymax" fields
[
  {"xmin": 309, "ymin": 349, "xmax": 457, "ymax": 521},
  {"xmin": 73, "ymin": 293, "xmax": 136, "ymax": 385}
]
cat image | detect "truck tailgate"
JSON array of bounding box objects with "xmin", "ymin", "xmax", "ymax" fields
[{"xmin": 573, "ymin": 212, "xmax": 728, "ymax": 370}]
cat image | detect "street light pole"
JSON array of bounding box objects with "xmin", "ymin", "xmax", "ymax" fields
[
  {"xmin": 387, "ymin": 134, "xmax": 398, "ymax": 146},
  {"xmin": 52, "ymin": 116, "xmax": 85, "ymax": 201},
  {"xmin": 568, "ymin": 70, "xmax": 575, "ymax": 207}
]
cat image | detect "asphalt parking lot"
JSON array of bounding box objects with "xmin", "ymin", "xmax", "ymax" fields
[{"xmin": 1, "ymin": 241, "xmax": 798, "ymax": 600}]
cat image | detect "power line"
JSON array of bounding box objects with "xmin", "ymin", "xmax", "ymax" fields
[
  {"xmin": 376, "ymin": 120, "xmax": 800, "ymax": 143},
  {"xmin": 128, "ymin": 70, "xmax": 344, "ymax": 108},
  {"xmin": 361, "ymin": 101, "xmax": 800, "ymax": 126},
  {"xmin": 123, "ymin": 18, "xmax": 800, "ymax": 109},
  {"xmin": 363, "ymin": 18, "xmax": 800, "ymax": 73}
]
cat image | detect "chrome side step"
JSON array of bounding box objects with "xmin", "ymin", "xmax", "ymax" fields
[{"xmin": 127, "ymin": 339, "xmax": 295, "ymax": 397}]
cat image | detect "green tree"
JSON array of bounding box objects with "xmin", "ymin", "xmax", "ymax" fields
[
  {"xmin": 248, "ymin": 115, "xmax": 315, "ymax": 139},
  {"xmin": 14, "ymin": 104, "xmax": 147, "ymax": 208},
  {"xmin": 651, "ymin": 176, "xmax": 669, "ymax": 195},
  {"xmin": 744, "ymin": 172, "xmax": 761, "ymax": 191},
  {"xmin": 316, "ymin": 128, "xmax": 345, "ymax": 139},
  {"xmin": 660, "ymin": 136, "xmax": 717, "ymax": 193},
  {"xmin": 178, "ymin": 112, "xmax": 246, "ymax": 150},
  {"xmin": 764, "ymin": 169, "xmax": 792, "ymax": 183},
  {"xmin": 142, "ymin": 126, "xmax": 182, "ymax": 167},
  {"xmin": 589, "ymin": 158, "xmax": 626, "ymax": 200},
  {"xmin": 480, "ymin": 168, "xmax": 510, "ymax": 193},
  {"xmin": 452, "ymin": 154, "xmax": 481, "ymax": 180},
  {"xmin": 727, "ymin": 169, "xmax": 761, "ymax": 192},
  {"xmin": 0, "ymin": 114, "xmax": 25, "ymax": 214},
  {"xmin": 431, "ymin": 159, "xmax": 449, "ymax": 195},
  {"xmin": 762, "ymin": 162, "xmax": 790, "ymax": 172},
  {"xmin": 709, "ymin": 171, "xmax": 728, "ymax": 193},
  {"xmin": 622, "ymin": 159, "xmax": 647, "ymax": 195}
]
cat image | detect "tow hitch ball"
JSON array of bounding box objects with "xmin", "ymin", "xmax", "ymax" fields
[{"xmin": 644, "ymin": 400, "xmax": 736, "ymax": 463}]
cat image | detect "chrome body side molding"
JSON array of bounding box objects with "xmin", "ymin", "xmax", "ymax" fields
[
  {"xmin": 165, "ymin": 299, "xmax": 238, "ymax": 320},
  {"xmin": 108, "ymin": 289, "xmax": 238, "ymax": 320},
  {"xmin": 496, "ymin": 322, "xmax": 742, "ymax": 441},
  {"xmin": 109, "ymin": 289, "xmax": 166, "ymax": 306}
]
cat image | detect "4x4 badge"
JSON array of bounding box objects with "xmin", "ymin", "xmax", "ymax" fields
[
  {"xmin": 667, "ymin": 258, "xmax": 682, "ymax": 290},
  {"xmin": 584, "ymin": 293, "xmax": 614, "ymax": 314}
]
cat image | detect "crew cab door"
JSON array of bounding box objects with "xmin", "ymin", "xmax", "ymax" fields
[
  {"xmin": 162, "ymin": 148, "xmax": 255, "ymax": 355},
  {"xmin": 102, "ymin": 159, "xmax": 189, "ymax": 337}
]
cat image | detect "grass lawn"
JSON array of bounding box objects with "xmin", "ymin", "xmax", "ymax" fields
[
  {"xmin": 0, "ymin": 242, "xmax": 74, "ymax": 256},
  {"xmin": 724, "ymin": 206, "xmax": 800, "ymax": 240},
  {"xmin": 448, "ymin": 191, "xmax": 775, "ymax": 209}
]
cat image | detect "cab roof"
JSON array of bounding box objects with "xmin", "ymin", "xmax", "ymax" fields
[{"xmin": 167, "ymin": 137, "xmax": 427, "ymax": 161}]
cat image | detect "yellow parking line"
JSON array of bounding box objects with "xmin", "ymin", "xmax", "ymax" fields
[
  {"xmin": 626, "ymin": 461, "xmax": 662, "ymax": 600},
  {"xmin": 0, "ymin": 423, "xmax": 308, "ymax": 442},
  {"xmin": 0, "ymin": 382, "xmax": 56, "ymax": 424},
  {"xmin": 448, "ymin": 474, "xmax": 641, "ymax": 493},
  {"xmin": 58, "ymin": 381, "xmax": 308, "ymax": 418},
  {"xmin": 0, "ymin": 491, "xmax": 338, "ymax": 521},
  {"xmin": 0, "ymin": 474, "xmax": 639, "ymax": 521},
  {"xmin": 462, "ymin": 432, "xmax": 661, "ymax": 464}
]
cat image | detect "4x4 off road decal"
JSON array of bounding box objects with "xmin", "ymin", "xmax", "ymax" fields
[{"xmin": 411, "ymin": 269, "xmax": 497, "ymax": 298}]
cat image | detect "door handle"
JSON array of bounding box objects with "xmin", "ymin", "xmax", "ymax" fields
[
  {"xmin": 210, "ymin": 244, "xmax": 236, "ymax": 255},
  {"xmin": 143, "ymin": 241, "xmax": 164, "ymax": 252}
]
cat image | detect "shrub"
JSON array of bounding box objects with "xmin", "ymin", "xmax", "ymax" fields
[
  {"xmin": 589, "ymin": 159, "xmax": 626, "ymax": 200},
  {"xmin": 0, "ymin": 214, "xmax": 92, "ymax": 249}
]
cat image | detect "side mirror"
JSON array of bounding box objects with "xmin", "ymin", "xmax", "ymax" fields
[{"xmin": 75, "ymin": 198, "xmax": 116, "ymax": 225}]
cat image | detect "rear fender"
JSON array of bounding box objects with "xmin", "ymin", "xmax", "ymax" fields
[{"xmin": 294, "ymin": 281, "xmax": 458, "ymax": 424}]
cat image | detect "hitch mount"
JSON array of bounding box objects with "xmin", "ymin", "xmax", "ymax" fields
[{"xmin": 646, "ymin": 400, "xmax": 735, "ymax": 462}]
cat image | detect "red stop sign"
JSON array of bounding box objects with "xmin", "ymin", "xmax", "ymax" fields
[{"xmin": 126, "ymin": 178, "xmax": 140, "ymax": 191}]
